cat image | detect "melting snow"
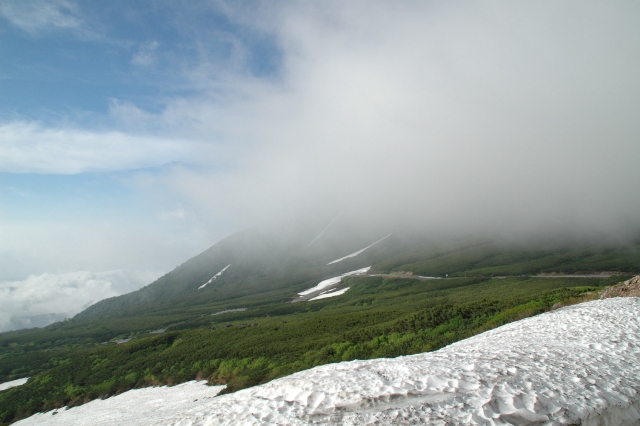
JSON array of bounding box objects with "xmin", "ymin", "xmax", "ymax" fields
[
  {"xmin": 170, "ymin": 297, "xmax": 638, "ymax": 425},
  {"xmin": 327, "ymin": 234, "xmax": 392, "ymax": 265},
  {"xmin": 211, "ymin": 308, "xmax": 246, "ymax": 316},
  {"xmin": 198, "ymin": 265, "xmax": 231, "ymax": 289},
  {"xmin": 298, "ymin": 267, "xmax": 370, "ymax": 296},
  {"xmin": 15, "ymin": 381, "xmax": 225, "ymax": 426},
  {"xmin": 15, "ymin": 298, "xmax": 640, "ymax": 425},
  {"xmin": 307, "ymin": 215, "xmax": 339, "ymax": 247},
  {"xmin": 309, "ymin": 287, "xmax": 350, "ymax": 301},
  {"xmin": 0, "ymin": 377, "xmax": 28, "ymax": 392}
]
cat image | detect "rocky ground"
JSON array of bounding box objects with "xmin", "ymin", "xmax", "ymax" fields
[{"xmin": 600, "ymin": 275, "xmax": 640, "ymax": 299}]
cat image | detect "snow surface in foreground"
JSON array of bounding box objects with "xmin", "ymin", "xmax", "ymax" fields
[
  {"xmin": 309, "ymin": 287, "xmax": 350, "ymax": 301},
  {"xmin": 16, "ymin": 298, "xmax": 640, "ymax": 425},
  {"xmin": 326, "ymin": 233, "xmax": 392, "ymax": 265},
  {"xmin": 0, "ymin": 377, "xmax": 28, "ymax": 392},
  {"xmin": 298, "ymin": 267, "xmax": 370, "ymax": 296},
  {"xmin": 173, "ymin": 298, "xmax": 640, "ymax": 425},
  {"xmin": 16, "ymin": 381, "xmax": 225, "ymax": 426},
  {"xmin": 198, "ymin": 265, "xmax": 231, "ymax": 289}
]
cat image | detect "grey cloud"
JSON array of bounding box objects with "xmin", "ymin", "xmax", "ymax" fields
[
  {"xmin": 0, "ymin": 220, "xmax": 217, "ymax": 283},
  {"xmin": 4, "ymin": 313, "xmax": 68, "ymax": 332},
  {"xmin": 143, "ymin": 1, "xmax": 640, "ymax": 238}
]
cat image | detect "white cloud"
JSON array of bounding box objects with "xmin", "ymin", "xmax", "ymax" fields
[
  {"xmin": 0, "ymin": 270, "xmax": 138, "ymax": 332},
  {"xmin": 0, "ymin": 121, "xmax": 210, "ymax": 174},
  {"xmin": 0, "ymin": 0, "xmax": 81, "ymax": 35}
]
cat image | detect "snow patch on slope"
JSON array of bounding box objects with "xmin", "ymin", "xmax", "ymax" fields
[
  {"xmin": 0, "ymin": 377, "xmax": 28, "ymax": 392},
  {"xmin": 307, "ymin": 215, "xmax": 339, "ymax": 247},
  {"xmin": 298, "ymin": 267, "xmax": 370, "ymax": 296},
  {"xmin": 211, "ymin": 308, "xmax": 246, "ymax": 316},
  {"xmin": 327, "ymin": 234, "xmax": 392, "ymax": 265},
  {"xmin": 309, "ymin": 287, "xmax": 350, "ymax": 301},
  {"xmin": 15, "ymin": 381, "xmax": 225, "ymax": 426},
  {"xmin": 198, "ymin": 265, "xmax": 231, "ymax": 289}
]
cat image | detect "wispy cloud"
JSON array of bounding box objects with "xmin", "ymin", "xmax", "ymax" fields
[{"xmin": 0, "ymin": 0, "xmax": 82, "ymax": 35}]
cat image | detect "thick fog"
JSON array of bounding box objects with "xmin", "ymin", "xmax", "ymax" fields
[{"xmin": 122, "ymin": 1, "xmax": 640, "ymax": 239}]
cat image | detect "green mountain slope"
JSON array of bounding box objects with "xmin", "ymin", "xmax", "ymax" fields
[
  {"xmin": 77, "ymin": 219, "xmax": 401, "ymax": 321},
  {"xmin": 0, "ymin": 220, "xmax": 638, "ymax": 424}
]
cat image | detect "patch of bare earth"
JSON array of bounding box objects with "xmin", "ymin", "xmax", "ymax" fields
[{"xmin": 600, "ymin": 276, "xmax": 640, "ymax": 299}]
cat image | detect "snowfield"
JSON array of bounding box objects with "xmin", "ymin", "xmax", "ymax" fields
[
  {"xmin": 198, "ymin": 265, "xmax": 231, "ymax": 289},
  {"xmin": 309, "ymin": 287, "xmax": 350, "ymax": 301},
  {"xmin": 16, "ymin": 381, "xmax": 225, "ymax": 426},
  {"xmin": 327, "ymin": 233, "xmax": 392, "ymax": 265},
  {"xmin": 298, "ymin": 267, "xmax": 370, "ymax": 296},
  {"xmin": 15, "ymin": 297, "xmax": 640, "ymax": 425},
  {"xmin": 307, "ymin": 215, "xmax": 339, "ymax": 247},
  {"xmin": 0, "ymin": 377, "xmax": 28, "ymax": 392}
]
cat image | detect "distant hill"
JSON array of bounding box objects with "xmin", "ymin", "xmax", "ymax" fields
[
  {"xmin": 77, "ymin": 217, "xmax": 640, "ymax": 322},
  {"xmin": 77, "ymin": 217, "xmax": 401, "ymax": 319}
]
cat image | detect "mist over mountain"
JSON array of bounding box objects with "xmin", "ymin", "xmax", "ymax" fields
[{"xmin": 73, "ymin": 213, "xmax": 640, "ymax": 327}]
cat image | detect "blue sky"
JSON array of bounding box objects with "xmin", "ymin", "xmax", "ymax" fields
[
  {"xmin": 0, "ymin": 1, "xmax": 280, "ymax": 118},
  {"xmin": 1, "ymin": 0, "xmax": 639, "ymax": 331}
]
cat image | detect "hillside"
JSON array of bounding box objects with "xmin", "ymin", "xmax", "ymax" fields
[
  {"xmin": 0, "ymin": 221, "xmax": 639, "ymax": 424},
  {"xmin": 13, "ymin": 297, "xmax": 640, "ymax": 425}
]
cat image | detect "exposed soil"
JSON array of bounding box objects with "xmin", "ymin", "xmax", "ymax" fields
[{"xmin": 600, "ymin": 276, "xmax": 640, "ymax": 299}]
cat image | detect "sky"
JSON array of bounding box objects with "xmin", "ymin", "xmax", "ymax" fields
[{"xmin": 1, "ymin": 0, "xmax": 639, "ymax": 332}]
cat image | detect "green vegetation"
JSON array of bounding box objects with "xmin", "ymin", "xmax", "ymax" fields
[
  {"xmin": 0, "ymin": 274, "xmax": 622, "ymax": 424},
  {"xmin": 373, "ymin": 240, "xmax": 640, "ymax": 277}
]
